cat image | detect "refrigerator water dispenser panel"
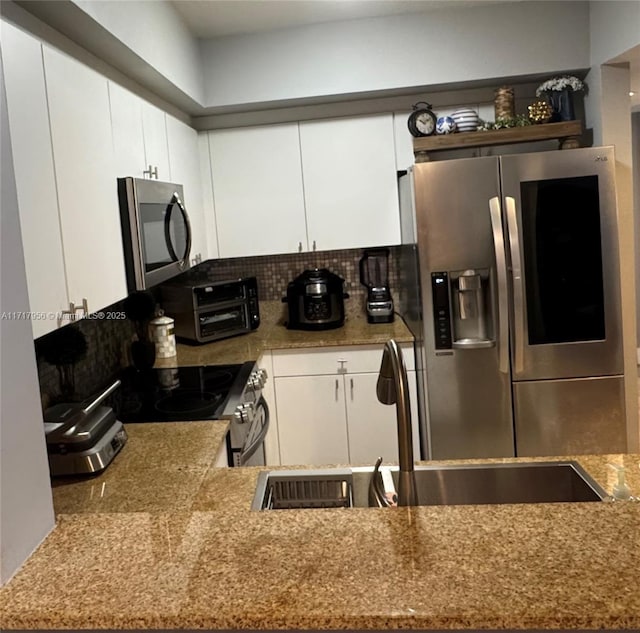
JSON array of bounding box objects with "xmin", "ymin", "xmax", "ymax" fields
[
  {"xmin": 450, "ymin": 269, "xmax": 495, "ymax": 349},
  {"xmin": 431, "ymin": 272, "xmax": 452, "ymax": 350}
]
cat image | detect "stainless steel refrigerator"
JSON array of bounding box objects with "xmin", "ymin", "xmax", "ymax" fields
[{"xmin": 398, "ymin": 146, "xmax": 628, "ymax": 460}]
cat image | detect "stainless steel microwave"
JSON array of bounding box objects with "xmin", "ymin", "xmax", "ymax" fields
[{"xmin": 117, "ymin": 177, "xmax": 192, "ymax": 291}]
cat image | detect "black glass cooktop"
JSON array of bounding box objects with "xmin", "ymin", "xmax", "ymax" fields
[{"xmin": 116, "ymin": 363, "xmax": 253, "ymax": 423}]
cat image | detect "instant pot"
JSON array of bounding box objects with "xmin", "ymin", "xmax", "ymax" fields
[{"xmin": 283, "ymin": 269, "xmax": 349, "ymax": 330}]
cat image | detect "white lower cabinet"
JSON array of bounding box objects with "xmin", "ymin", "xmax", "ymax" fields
[
  {"xmin": 345, "ymin": 371, "xmax": 419, "ymax": 465},
  {"xmin": 272, "ymin": 344, "xmax": 419, "ymax": 466},
  {"xmin": 276, "ymin": 374, "xmax": 350, "ymax": 465}
]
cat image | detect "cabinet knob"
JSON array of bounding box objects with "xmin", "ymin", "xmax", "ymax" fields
[
  {"xmin": 337, "ymin": 359, "xmax": 348, "ymax": 374},
  {"xmin": 298, "ymin": 242, "xmax": 303, "ymax": 253}
]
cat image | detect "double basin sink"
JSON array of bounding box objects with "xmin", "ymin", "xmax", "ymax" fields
[{"xmin": 252, "ymin": 461, "xmax": 608, "ymax": 510}]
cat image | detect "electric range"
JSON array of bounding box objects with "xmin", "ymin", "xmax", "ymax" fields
[{"xmin": 116, "ymin": 362, "xmax": 269, "ymax": 466}]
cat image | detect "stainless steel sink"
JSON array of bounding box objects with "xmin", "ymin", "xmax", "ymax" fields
[{"xmin": 251, "ymin": 461, "xmax": 608, "ymax": 510}]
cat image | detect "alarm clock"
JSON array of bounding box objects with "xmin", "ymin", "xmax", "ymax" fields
[{"xmin": 407, "ymin": 102, "xmax": 437, "ymax": 137}]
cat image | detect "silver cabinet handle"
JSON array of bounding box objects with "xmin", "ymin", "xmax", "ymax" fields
[
  {"xmin": 143, "ymin": 164, "xmax": 158, "ymax": 179},
  {"xmin": 337, "ymin": 359, "xmax": 347, "ymax": 374},
  {"xmin": 350, "ymin": 378, "xmax": 354, "ymax": 401},
  {"xmin": 312, "ymin": 240, "xmax": 316, "ymax": 251},
  {"xmin": 489, "ymin": 197, "xmax": 509, "ymax": 374},
  {"xmin": 81, "ymin": 298, "xmax": 89, "ymax": 316},
  {"xmin": 335, "ymin": 379, "xmax": 339, "ymax": 401},
  {"xmin": 298, "ymin": 241, "xmax": 303, "ymax": 253},
  {"xmin": 59, "ymin": 301, "xmax": 77, "ymax": 323},
  {"xmin": 505, "ymin": 196, "xmax": 524, "ymax": 374}
]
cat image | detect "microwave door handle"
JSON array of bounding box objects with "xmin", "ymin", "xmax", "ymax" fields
[
  {"xmin": 239, "ymin": 399, "xmax": 270, "ymax": 466},
  {"xmin": 164, "ymin": 192, "xmax": 192, "ymax": 264},
  {"xmin": 489, "ymin": 197, "xmax": 509, "ymax": 374},
  {"xmin": 505, "ymin": 195, "xmax": 525, "ymax": 374}
]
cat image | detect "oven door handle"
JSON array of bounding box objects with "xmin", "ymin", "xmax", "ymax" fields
[{"xmin": 238, "ymin": 398, "xmax": 270, "ymax": 466}]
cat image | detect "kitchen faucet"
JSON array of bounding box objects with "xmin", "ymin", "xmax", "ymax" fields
[{"xmin": 376, "ymin": 339, "xmax": 418, "ymax": 506}]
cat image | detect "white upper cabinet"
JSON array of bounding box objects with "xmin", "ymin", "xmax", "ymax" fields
[
  {"xmin": 109, "ymin": 82, "xmax": 171, "ymax": 182},
  {"xmin": 108, "ymin": 82, "xmax": 146, "ymax": 178},
  {"xmin": 141, "ymin": 101, "xmax": 171, "ymax": 182},
  {"xmin": 0, "ymin": 22, "xmax": 68, "ymax": 338},
  {"xmin": 197, "ymin": 132, "xmax": 219, "ymax": 259},
  {"xmin": 208, "ymin": 123, "xmax": 308, "ymax": 258},
  {"xmin": 43, "ymin": 45, "xmax": 127, "ymax": 314},
  {"xmin": 166, "ymin": 115, "xmax": 207, "ymax": 264},
  {"xmin": 299, "ymin": 114, "xmax": 401, "ymax": 252}
]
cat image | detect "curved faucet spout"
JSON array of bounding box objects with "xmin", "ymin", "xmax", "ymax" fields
[{"xmin": 376, "ymin": 340, "xmax": 417, "ymax": 506}]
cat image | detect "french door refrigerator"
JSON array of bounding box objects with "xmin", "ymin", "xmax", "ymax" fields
[{"xmin": 398, "ymin": 146, "xmax": 627, "ymax": 460}]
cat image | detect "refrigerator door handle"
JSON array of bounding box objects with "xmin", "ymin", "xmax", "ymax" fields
[
  {"xmin": 505, "ymin": 196, "xmax": 525, "ymax": 374},
  {"xmin": 489, "ymin": 196, "xmax": 509, "ymax": 374}
]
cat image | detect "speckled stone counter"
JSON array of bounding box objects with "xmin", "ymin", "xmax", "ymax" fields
[
  {"xmin": 2, "ymin": 419, "xmax": 640, "ymax": 630},
  {"xmin": 155, "ymin": 300, "xmax": 414, "ymax": 367},
  {"xmin": 50, "ymin": 421, "xmax": 229, "ymax": 515}
]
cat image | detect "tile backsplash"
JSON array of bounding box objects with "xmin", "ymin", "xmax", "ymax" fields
[
  {"xmin": 189, "ymin": 246, "xmax": 401, "ymax": 306},
  {"xmin": 35, "ymin": 246, "xmax": 401, "ymax": 406}
]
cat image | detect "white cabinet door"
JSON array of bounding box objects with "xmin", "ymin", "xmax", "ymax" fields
[
  {"xmin": 345, "ymin": 372, "xmax": 399, "ymax": 465},
  {"xmin": 108, "ymin": 81, "xmax": 146, "ymax": 179},
  {"xmin": 141, "ymin": 101, "xmax": 171, "ymax": 182},
  {"xmin": 299, "ymin": 114, "xmax": 401, "ymax": 251},
  {"xmin": 275, "ymin": 375, "xmax": 349, "ymax": 466},
  {"xmin": 346, "ymin": 370, "xmax": 421, "ymax": 465},
  {"xmin": 209, "ymin": 124, "xmax": 308, "ymax": 257},
  {"xmin": 166, "ymin": 115, "xmax": 207, "ymax": 264},
  {"xmin": 43, "ymin": 45, "xmax": 127, "ymax": 314},
  {"xmin": 1, "ymin": 22, "xmax": 68, "ymax": 338},
  {"xmin": 197, "ymin": 132, "xmax": 219, "ymax": 259}
]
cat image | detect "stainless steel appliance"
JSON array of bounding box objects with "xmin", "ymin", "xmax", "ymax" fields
[
  {"xmin": 360, "ymin": 248, "xmax": 394, "ymax": 323},
  {"xmin": 398, "ymin": 146, "xmax": 627, "ymax": 460},
  {"xmin": 44, "ymin": 381, "xmax": 127, "ymax": 476},
  {"xmin": 117, "ymin": 177, "xmax": 192, "ymax": 291},
  {"xmin": 160, "ymin": 277, "xmax": 260, "ymax": 344},
  {"xmin": 283, "ymin": 269, "xmax": 349, "ymax": 330},
  {"xmin": 116, "ymin": 362, "xmax": 269, "ymax": 467}
]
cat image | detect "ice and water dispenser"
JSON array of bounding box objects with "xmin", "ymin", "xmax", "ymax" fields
[{"xmin": 431, "ymin": 269, "xmax": 495, "ymax": 350}]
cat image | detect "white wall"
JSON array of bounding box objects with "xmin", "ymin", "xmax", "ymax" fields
[
  {"xmin": 585, "ymin": 0, "xmax": 640, "ymax": 449},
  {"xmin": 0, "ymin": 53, "xmax": 55, "ymax": 585},
  {"xmin": 73, "ymin": 0, "xmax": 203, "ymax": 104},
  {"xmin": 589, "ymin": 1, "xmax": 640, "ymax": 66},
  {"xmin": 200, "ymin": 1, "xmax": 590, "ymax": 109}
]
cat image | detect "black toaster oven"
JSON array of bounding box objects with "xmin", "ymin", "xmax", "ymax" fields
[{"xmin": 160, "ymin": 277, "xmax": 260, "ymax": 344}]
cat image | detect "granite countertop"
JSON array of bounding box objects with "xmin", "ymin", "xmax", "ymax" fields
[
  {"xmin": 2, "ymin": 422, "xmax": 640, "ymax": 630},
  {"xmin": 155, "ymin": 300, "xmax": 414, "ymax": 367}
]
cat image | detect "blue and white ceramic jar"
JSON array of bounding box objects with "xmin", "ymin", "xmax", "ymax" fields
[{"xmin": 436, "ymin": 116, "xmax": 457, "ymax": 134}]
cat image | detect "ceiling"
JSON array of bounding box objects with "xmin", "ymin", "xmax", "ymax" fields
[{"xmin": 171, "ymin": 0, "xmax": 512, "ymax": 39}]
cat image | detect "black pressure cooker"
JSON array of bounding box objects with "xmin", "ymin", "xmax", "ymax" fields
[{"xmin": 282, "ymin": 269, "xmax": 349, "ymax": 330}]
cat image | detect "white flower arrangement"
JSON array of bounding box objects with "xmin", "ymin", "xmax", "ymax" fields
[{"xmin": 536, "ymin": 75, "xmax": 585, "ymax": 96}]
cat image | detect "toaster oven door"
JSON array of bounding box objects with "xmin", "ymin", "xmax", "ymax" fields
[{"xmin": 197, "ymin": 302, "xmax": 250, "ymax": 341}]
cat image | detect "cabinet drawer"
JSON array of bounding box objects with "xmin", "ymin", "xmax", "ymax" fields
[{"xmin": 272, "ymin": 343, "xmax": 415, "ymax": 377}]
